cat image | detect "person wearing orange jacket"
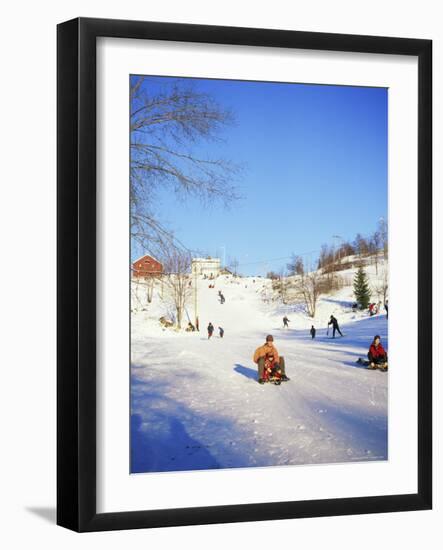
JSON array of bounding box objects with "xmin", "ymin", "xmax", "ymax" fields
[{"xmin": 253, "ymin": 334, "xmax": 290, "ymax": 384}]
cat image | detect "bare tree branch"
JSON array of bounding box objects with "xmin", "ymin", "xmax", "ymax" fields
[{"xmin": 130, "ymin": 76, "xmax": 242, "ymax": 255}]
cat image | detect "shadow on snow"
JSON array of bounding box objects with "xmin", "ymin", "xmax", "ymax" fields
[
  {"xmin": 233, "ymin": 363, "xmax": 257, "ymax": 381},
  {"xmin": 131, "ymin": 371, "xmax": 262, "ymax": 473}
]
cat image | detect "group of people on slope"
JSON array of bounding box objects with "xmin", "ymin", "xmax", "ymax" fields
[
  {"xmin": 351, "ymin": 300, "xmax": 389, "ymax": 319},
  {"xmin": 207, "ymin": 322, "xmax": 224, "ymax": 339},
  {"xmin": 252, "ymin": 330, "xmax": 387, "ymax": 384},
  {"xmin": 282, "ymin": 315, "xmax": 342, "ymax": 339}
]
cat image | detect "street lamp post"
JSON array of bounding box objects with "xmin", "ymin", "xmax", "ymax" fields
[{"xmin": 194, "ymin": 267, "xmax": 199, "ymax": 330}]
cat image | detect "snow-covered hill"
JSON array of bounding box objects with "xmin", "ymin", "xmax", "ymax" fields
[{"xmin": 131, "ymin": 258, "xmax": 388, "ymax": 473}]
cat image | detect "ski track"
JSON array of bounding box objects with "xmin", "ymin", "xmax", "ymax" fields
[{"xmin": 131, "ymin": 270, "xmax": 388, "ymax": 473}]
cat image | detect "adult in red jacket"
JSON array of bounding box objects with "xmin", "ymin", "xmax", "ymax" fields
[{"xmin": 367, "ymin": 335, "xmax": 388, "ymax": 369}]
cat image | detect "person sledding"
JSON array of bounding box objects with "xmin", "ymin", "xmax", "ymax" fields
[
  {"xmin": 328, "ymin": 315, "xmax": 343, "ymax": 338},
  {"xmin": 253, "ymin": 334, "xmax": 290, "ymax": 385},
  {"xmin": 367, "ymin": 335, "xmax": 388, "ymax": 370},
  {"xmin": 207, "ymin": 322, "xmax": 214, "ymax": 339}
]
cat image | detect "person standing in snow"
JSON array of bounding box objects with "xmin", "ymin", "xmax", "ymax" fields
[
  {"xmin": 283, "ymin": 315, "xmax": 290, "ymax": 328},
  {"xmin": 328, "ymin": 315, "xmax": 343, "ymax": 338},
  {"xmin": 207, "ymin": 322, "xmax": 214, "ymax": 339},
  {"xmin": 218, "ymin": 326, "xmax": 224, "ymax": 338},
  {"xmin": 253, "ymin": 334, "xmax": 290, "ymax": 384},
  {"xmin": 384, "ymin": 300, "xmax": 389, "ymax": 319},
  {"xmin": 218, "ymin": 291, "xmax": 225, "ymax": 304},
  {"xmin": 310, "ymin": 325, "xmax": 316, "ymax": 339},
  {"xmin": 367, "ymin": 335, "xmax": 388, "ymax": 370}
]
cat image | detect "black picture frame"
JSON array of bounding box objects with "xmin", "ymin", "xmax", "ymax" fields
[{"xmin": 57, "ymin": 17, "xmax": 432, "ymax": 532}]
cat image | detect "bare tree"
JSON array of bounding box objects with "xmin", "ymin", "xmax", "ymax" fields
[
  {"xmin": 354, "ymin": 233, "xmax": 370, "ymax": 259},
  {"xmin": 276, "ymin": 269, "xmax": 291, "ymax": 304},
  {"xmin": 228, "ymin": 257, "xmax": 240, "ymax": 277},
  {"xmin": 130, "ymin": 76, "xmax": 241, "ymax": 256},
  {"xmin": 287, "ymin": 254, "xmax": 304, "ymax": 276},
  {"xmin": 161, "ymin": 248, "xmax": 193, "ymax": 329},
  {"xmin": 294, "ymin": 270, "xmax": 323, "ymax": 318},
  {"xmin": 339, "ymin": 240, "xmax": 355, "ymax": 258},
  {"xmin": 377, "ymin": 218, "xmax": 388, "ymax": 261},
  {"xmin": 374, "ymin": 267, "xmax": 389, "ymax": 305},
  {"xmin": 370, "ymin": 230, "xmax": 382, "ymax": 274},
  {"xmin": 318, "ymin": 243, "xmax": 333, "ymax": 270}
]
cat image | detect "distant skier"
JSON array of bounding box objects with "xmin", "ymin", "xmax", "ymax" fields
[
  {"xmin": 253, "ymin": 334, "xmax": 290, "ymax": 384},
  {"xmin": 328, "ymin": 315, "xmax": 343, "ymax": 338},
  {"xmin": 310, "ymin": 325, "xmax": 316, "ymax": 339},
  {"xmin": 283, "ymin": 316, "xmax": 290, "ymax": 328},
  {"xmin": 367, "ymin": 335, "xmax": 388, "ymax": 370},
  {"xmin": 207, "ymin": 322, "xmax": 214, "ymax": 339},
  {"xmin": 385, "ymin": 300, "xmax": 389, "ymax": 319},
  {"xmin": 218, "ymin": 290, "xmax": 225, "ymax": 304},
  {"xmin": 218, "ymin": 326, "xmax": 224, "ymax": 338}
]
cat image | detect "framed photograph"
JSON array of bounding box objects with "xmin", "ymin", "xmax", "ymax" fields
[{"xmin": 57, "ymin": 17, "xmax": 432, "ymax": 531}]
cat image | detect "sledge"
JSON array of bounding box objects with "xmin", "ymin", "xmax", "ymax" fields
[
  {"xmin": 263, "ymin": 373, "xmax": 282, "ymax": 385},
  {"xmin": 356, "ymin": 358, "xmax": 388, "ymax": 371}
]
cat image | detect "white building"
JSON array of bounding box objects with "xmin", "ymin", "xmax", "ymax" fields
[{"xmin": 191, "ymin": 257, "xmax": 221, "ymax": 278}]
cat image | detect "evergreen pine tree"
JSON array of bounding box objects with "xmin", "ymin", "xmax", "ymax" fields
[{"xmin": 353, "ymin": 265, "xmax": 371, "ymax": 310}]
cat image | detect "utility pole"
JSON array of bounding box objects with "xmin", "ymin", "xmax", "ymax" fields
[{"xmin": 193, "ymin": 267, "xmax": 199, "ymax": 330}]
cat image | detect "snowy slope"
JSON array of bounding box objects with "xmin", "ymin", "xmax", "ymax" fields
[{"xmin": 131, "ymin": 260, "xmax": 388, "ymax": 473}]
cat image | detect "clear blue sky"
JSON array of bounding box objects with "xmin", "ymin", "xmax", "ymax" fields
[{"xmin": 132, "ymin": 76, "xmax": 387, "ymax": 276}]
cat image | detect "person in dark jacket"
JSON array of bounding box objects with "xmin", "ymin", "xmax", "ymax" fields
[
  {"xmin": 218, "ymin": 326, "xmax": 224, "ymax": 338},
  {"xmin": 328, "ymin": 315, "xmax": 343, "ymax": 338},
  {"xmin": 283, "ymin": 316, "xmax": 290, "ymax": 328},
  {"xmin": 207, "ymin": 322, "xmax": 214, "ymax": 339},
  {"xmin": 367, "ymin": 335, "xmax": 388, "ymax": 370},
  {"xmin": 384, "ymin": 300, "xmax": 389, "ymax": 319},
  {"xmin": 310, "ymin": 325, "xmax": 316, "ymax": 339}
]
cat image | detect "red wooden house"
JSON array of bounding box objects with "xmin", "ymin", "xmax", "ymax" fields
[{"xmin": 132, "ymin": 255, "xmax": 163, "ymax": 278}]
